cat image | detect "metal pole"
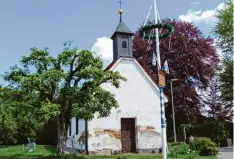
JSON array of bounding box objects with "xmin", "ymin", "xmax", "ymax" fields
[
  {"xmin": 143, "ymin": 5, "xmax": 152, "ymax": 26},
  {"xmin": 160, "ymin": 87, "xmax": 167, "ymax": 159},
  {"xmin": 154, "ymin": 0, "xmax": 167, "ymax": 159},
  {"xmin": 170, "ymin": 81, "xmax": 177, "ymax": 143},
  {"xmin": 153, "ymin": 0, "xmax": 161, "ymax": 69}
]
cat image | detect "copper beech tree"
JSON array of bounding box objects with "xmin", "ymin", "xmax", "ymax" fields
[{"xmin": 133, "ymin": 19, "xmax": 219, "ymax": 132}]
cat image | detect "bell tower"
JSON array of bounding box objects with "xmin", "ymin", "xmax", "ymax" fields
[{"xmin": 111, "ymin": 0, "xmax": 134, "ymax": 61}]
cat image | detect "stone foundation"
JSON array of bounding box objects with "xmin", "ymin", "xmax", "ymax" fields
[
  {"xmin": 64, "ymin": 147, "xmax": 161, "ymax": 155},
  {"xmin": 137, "ymin": 148, "xmax": 161, "ymax": 154}
]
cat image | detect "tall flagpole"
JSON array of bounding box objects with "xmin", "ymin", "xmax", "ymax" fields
[
  {"xmin": 153, "ymin": 0, "xmax": 160, "ymax": 69},
  {"xmin": 153, "ymin": 0, "xmax": 167, "ymax": 159}
]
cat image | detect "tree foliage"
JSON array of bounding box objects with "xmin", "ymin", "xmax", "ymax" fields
[
  {"xmin": 191, "ymin": 120, "xmax": 228, "ymax": 146},
  {"xmin": 213, "ymin": 0, "xmax": 233, "ymax": 54},
  {"xmin": 213, "ymin": 0, "xmax": 233, "ymax": 110},
  {"xmin": 219, "ymin": 58, "xmax": 233, "ymax": 106},
  {"xmin": 4, "ymin": 43, "xmax": 125, "ymax": 155},
  {"xmin": 200, "ymin": 76, "xmax": 232, "ymax": 121},
  {"xmin": 133, "ymin": 19, "xmax": 218, "ymax": 125},
  {"xmin": 0, "ymin": 87, "xmax": 18, "ymax": 145},
  {"xmin": 0, "ymin": 86, "xmax": 56, "ymax": 145}
]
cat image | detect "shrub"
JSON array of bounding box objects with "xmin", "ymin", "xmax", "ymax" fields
[
  {"xmin": 190, "ymin": 137, "xmax": 219, "ymax": 156},
  {"xmin": 168, "ymin": 143, "xmax": 189, "ymax": 157},
  {"xmin": 191, "ymin": 121, "xmax": 228, "ymax": 145},
  {"xmin": 168, "ymin": 142, "xmax": 184, "ymax": 147},
  {"xmin": 187, "ymin": 149, "xmax": 198, "ymax": 159}
]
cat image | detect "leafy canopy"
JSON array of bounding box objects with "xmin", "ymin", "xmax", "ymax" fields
[
  {"xmin": 219, "ymin": 58, "xmax": 233, "ymax": 106},
  {"xmin": 3, "ymin": 42, "xmax": 126, "ymax": 155},
  {"xmin": 4, "ymin": 43, "xmax": 126, "ymax": 129},
  {"xmin": 213, "ymin": 0, "xmax": 233, "ymax": 108},
  {"xmin": 213, "ymin": 0, "xmax": 233, "ymax": 54},
  {"xmin": 0, "ymin": 87, "xmax": 49, "ymax": 144}
]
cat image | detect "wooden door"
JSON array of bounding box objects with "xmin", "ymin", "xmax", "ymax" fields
[{"xmin": 121, "ymin": 118, "xmax": 136, "ymax": 153}]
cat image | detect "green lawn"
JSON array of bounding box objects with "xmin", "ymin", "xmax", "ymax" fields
[
  {"xmin": 86, "ymin": 155, "xmax": 214, "ymax": 159},
  {"xmin": 0, "ymin": 145, "xmax": 215, "ymax": 159},
  {"xmin": 0, "ymin": 145, "xmax": 56, "ymax": 158}
]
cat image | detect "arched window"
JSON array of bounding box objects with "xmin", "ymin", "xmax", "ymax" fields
[{"xmin": 122, "ymin": 41, "xmax": 127, "ymax": 48}]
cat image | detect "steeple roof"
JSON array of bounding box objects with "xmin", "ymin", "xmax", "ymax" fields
[
  {"xmin": 116, "ymin": 21, "xmax": 133, "ymax": 33},
  {"xmin": 111, "ymin": 21, "xmax": 134, "ymax": 39}
]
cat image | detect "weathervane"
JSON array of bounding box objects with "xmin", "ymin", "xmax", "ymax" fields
[{"xmin": 118, "ymin": 0, "xmax": 123, "ymax": 22}]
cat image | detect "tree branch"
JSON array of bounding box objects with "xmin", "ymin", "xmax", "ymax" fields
[
  {"xmin": 65, "ymin": 55, "xmax": 78, "ymax": 86},
  {"xmin": 80, "ymin": 77, "xmax": 113, "ymax": 91},
  {"xmin": 73, "ymin": 77, "xmax": 82, "ymax": 87}
]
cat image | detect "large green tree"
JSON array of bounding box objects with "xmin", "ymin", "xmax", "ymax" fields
[
  {"xmin": 0, "ymin": 86, "xmax": 48, "ymax": 145},
  {"xmin": 214, "ymin": 0, "xmax": 233, "ymax": 54},
  {"xmin": 0, "ymin": 87, "xmax": 18, "ymax": 145},
  {"xmin": 219, "ymin": 58, "xmax": 233, "ymax": 109},
  {"xmin": 4, "ymin": 43, "xmax": 125, "ymax": 155},
  {"xmin": 213, "ymin": 0, "xmax": 233, "ymax": 110}
]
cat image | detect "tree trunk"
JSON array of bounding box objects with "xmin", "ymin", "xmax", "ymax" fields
[
  {"xmin": 85, "ymin": 120, "xmax": 89, "ymax": 155},
  {"xmin": 57, "ymin": 114, "xmax": 68, "ymax": 157}
]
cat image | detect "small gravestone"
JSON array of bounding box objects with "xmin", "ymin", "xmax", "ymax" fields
[
  {"xmin": 189, "ymin": 135, "xmax": 194, "ymax": 143},
  {"xmin": 27, "ymin": 137, "xmax": 36, "ymax": 152}
]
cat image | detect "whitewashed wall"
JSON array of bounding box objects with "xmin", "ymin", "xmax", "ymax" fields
[
  {"xmin": 87, "ymin": 58, "xmax": 165, "ymax": 154},
  {"xmin": 66, "ymin": 119, "xmax": 86, "ymax": 151}
]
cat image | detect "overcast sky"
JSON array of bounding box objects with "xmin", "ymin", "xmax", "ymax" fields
[{"xmin": 0, "ymin": 0, "xmax": 225, "ymax": 85}]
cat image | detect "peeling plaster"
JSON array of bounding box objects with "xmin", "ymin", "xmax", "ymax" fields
[
  {"xmin": 78, "ymin": 131, "xmax": 92, "ymax": 143},
  {"xmin": 93, "ymin": 128, "xmax": 121, "ymax": 140},
  {"xmin": 88, "ymin": 126, "xmax": 161, "ymax": 154},
  {"xmin": 138, "ymin": 127, "xmax": 161, "ymax": 151},
  {"xmin": 89, "ymin": 128, "xmax": 121, "ymax": 152}
]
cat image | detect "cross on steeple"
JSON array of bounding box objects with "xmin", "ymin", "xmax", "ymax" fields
[
  {"xmin": 118, "ymin": 0, "xmax": 123, "ymax": 10},
  {"xmin": 118, "ymin": 0, "xmax": 124, "ymax": 22},
  {"xmin": 111, "ymin": 0, "xmax": 134, "ymax": 61}
]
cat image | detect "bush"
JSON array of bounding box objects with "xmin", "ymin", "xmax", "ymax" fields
[
  {"xmin": 220, "ymin": 138, "xmax": 228, "ymax": 147},
  {"xmin": 168, "ymin": 142, "xmax": 184, "ymax": 147},
  {"xmin": 190, "ymin": 137, "xmax": 218, "ymax": 156},
  {"xmin": 191, "ymin": 121, "xmax": 228, "ymax": 145},
  {"xmin": 168, "ymin": 143, "xmax": 189, "ymax": 157}
]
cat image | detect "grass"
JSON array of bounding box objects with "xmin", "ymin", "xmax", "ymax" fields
[
  {"xmin": 85, "ymin": 155, "xmax": 214, "ymax": 159},
  {"xmin": 0, "ymin": 145, "xmax": 215, "ymax": 159},
  {"xmin": 0, "ymin": 145, "xmax": 56, "ymax": 158}
]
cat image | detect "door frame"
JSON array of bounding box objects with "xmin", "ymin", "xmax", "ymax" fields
[{"xmin": 120, "ymin": 117, "xmax": 137, "ymax": 153}]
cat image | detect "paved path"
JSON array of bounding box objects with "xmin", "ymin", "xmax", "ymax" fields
[{"xmin": 218, "ymin": 147, "xmax": 233, "ymax": 159}]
